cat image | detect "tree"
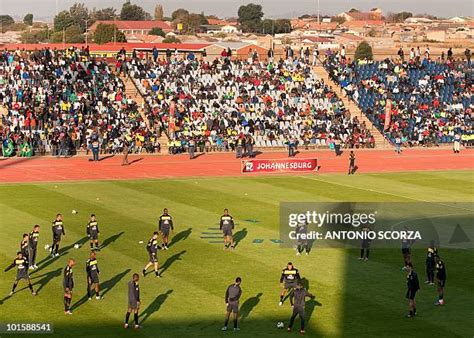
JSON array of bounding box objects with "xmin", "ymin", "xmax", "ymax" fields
[
  {"xmin": 51, "ymin": 24, "xmax": 84, "ymax": 43},
  {"xmin": 354, "ymin": 41, "xmax": 373, "ymax": 61},
  {"xmin": 54, "ymin": 10, "xmax": 74, "ymax": 32},
  {"xmin": 23, "ymin": 13, "xmax": 34, "ymax": 26},
  {"xmin": 149, "ymin": 27, "xmax": 165, "ymax": 36},
  {"xmin": 387, "ymin": 11, "xmax": 413, "ymax": 23},
  {"xmin": 120, "ymin": 1, "xmax": 148, "ymax": 21},
  {"xmin": 92, "ymin": 7, "xmax": 117, "ymax": 21},
  {"xmin": 199, "ymin": 12, "xmax": 208, "ymax": 25},
  {"xmin": 274, "ymin": 19, "xmax": 292, "ymax": 34},
  {"xmin": 237, "ymin": 3, "xmax": 263, "ymax": 33},
  {"xmin": 20, "ymin": 29, "xmax": 49, "ymax": 43},
  {"xmin": 348, "ymin": 8, "xmax": 360, "ymax": 13},
  {"xmin": 154, "ymin": 4, "xmax": 164, "ymax": 20},
  {"xmin": 0, "ymin": 15, "xmax": 15, "ymax": 31},
  {"xmin": 93, "ymin": 23, "xmax": 126, "ymax": 44},
  {"xmin": 163, "ymin": 35, "xmax": 181, "ymax": 43},
  {"xmin": 332, "ymin": 16, "xmax": 346, "ymax": 24},
  {"xmin": 172, "ymin": 8, "xmax": 189, "ymax": 21},
  {"xmin": 69, "ymin": 3, "xmax": 90, "ymax": 31}
]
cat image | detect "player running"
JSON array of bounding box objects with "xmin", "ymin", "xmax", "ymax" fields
[
  {"xmin": 287, "ymin": 282, "xmax": 315, "ymax": 334},
  {"xmin": 405, "ymin": 263, "xmax": 420, "ymax": 318},
  {"xmin": 87, "ymin": 214, "xmax": 100, "ymax": 251},
  {"xmin": 425, "ymin": 241, "xmax": 438, "ymax": 285},
  {"xmin": 124, "ymin": 273, "xmax": 141, "ymax": 329},
  {"xmin": 279, "ymin": 262, "xmax": 301, "ymax": 306},
  {"xmin": 63, "ymin": 258, "xmax": 75, "ymax": 315},
  {"xmin": 51, "ymin": 214, "xmax": 66, "ymax": 257},
  {"xmin": 4, "ymin": 252, "xmax": 37, "ymax": 296},
  {"xmin": 222, "ymin": 277, "xmax": 242, "ymax": 332},
  {"xmin": 220, "ymin": 209, "xmax": 235, "ymax": 250},
  {"xmin": 142, "ymin": 232, "xmax": 161, "ymax": 277},
  {"xmin": 29, "ymin": 225, "xmax": 40, "ymax": 269},
  {"xmin": 158, "ymin": 208, "xmax": 174, "ymax": 250},
  {"xmin": 86, "ymin": 251, "xmax": 101, "ymax": 300},
  {"xmin": 434, "ymin": 255, "xmax": 446, "ymax": 306}
]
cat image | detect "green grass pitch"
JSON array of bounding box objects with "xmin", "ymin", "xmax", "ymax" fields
[{"xmin": 0, "ymin": 171, "xmax": 473, "ymax": 337}]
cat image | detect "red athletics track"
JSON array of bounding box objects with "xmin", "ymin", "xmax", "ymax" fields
[{"xmin": 0, "ymin": 148, "xmax": 473, "ymax": 183}]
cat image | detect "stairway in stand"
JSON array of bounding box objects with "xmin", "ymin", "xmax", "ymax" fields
[
  {"xmin": 313, "ymin": 65, "xmax": 391, "ymax": 149},
  {"xmin": 120, "ymin": 74, "xmax": 169, "ymax": 153}
]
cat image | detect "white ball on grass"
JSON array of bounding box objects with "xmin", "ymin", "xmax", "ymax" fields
[
  {"xmin": 72, "ymin": 210, "xmax": 78, "ymax": 215},
  {"xmin": 74, "ymin": 244, "xmax": 80, "ymax": 249},
  {"xmin": 277, "ymin": 322, "xmax": 285, "ymax": 329},
  {"xmin": 138, "ymin": 240, "xmax": 144, "ymax": 244},
  {"xmin": 44, "ymin": 244, "xmax": 50, "ymax": 250}
]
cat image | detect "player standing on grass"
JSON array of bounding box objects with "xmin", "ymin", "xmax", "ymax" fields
[
  {"xmin": 4, "ymin": 252, "xmax": 37, "ymax": 296},
  {"xmin": 29, "ymin": 225, "xmax": 40, "ymax": 269},
  {"xmin": 401, "ymin": 226, "xmax": 414, "ymax": 270},
  {"xmin": 124, "ymin": 273, "xmax": 141, "ymax": 329},
  {"xmin": 142, "ymin": 232, "xmax": 161, "ymax": 277},
  {"xmin": 405, "ymin": 263, "xmax": 420, "ymax": 318},
  {"xmin": 348, "ymin": 151, "xmax": 356, "ymax": 175},
  {"xmin": 296, "ymin": 221, "xmax": 310, "ymax": 256},
  {"xmin": 359, "ymin": 225, "xmax": 371, "ymax": 261},
  {"xmin": 86, "ymin": 251, "xmax": 101, "ymax": 300},
  {"xmin": 159, "ymin": 208, "xmax": 174, "ymax": 250},
  {"xmin": 220, "ymin": 209, "xmax": 235, "ymax": 250},
  {"xmin": 87, "ymin": 214, "xmax": 100, "ymax": 251},
  {"xmin": 20, "ymin": 233, "xmax": 30, "ymax": 262},
  {"xmin": 425, "ymin": 241, "xmax": 438, "ymax": 285},
  {"xmin": 51, "ymin": 214, "xmax": 65, "ymax": 257},
  {"xmin": 222, "ymin": 277, "xmax": 242, "ymax": 332},
  {"xmin": 63, "ymin": 258, "xmax": 75, "ymax": 315},
  {"xmin": 287, "ymin": 282, "xmax": 314, "ymax": 334},
  {"xmin": 434, "ymin": 255, "xmax": 446, "ymax": 306},
  {"xmin": 279, "ymin": 262, "xmax": 301, "ymax": 306}
]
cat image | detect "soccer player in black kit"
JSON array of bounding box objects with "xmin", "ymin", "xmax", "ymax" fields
[
  {"xmin": 86, "ymin": 251, "xmax": 101, "ymax": 300},
  {"xmin": 87, "ymin": 214, "xmax": 100, "ymax": 251},
  {"xmin": 359, "ymin": 226, "xmax": 371, "ymax": 261},
  {"xmin": 20, "ymin": 233, "xmax": 30, "ymax": 262},
  {"xmin": 29, "ymin": 224, "xmax": 40, "ymax": 269},
  {"xmin": 143, "ymin": 232, "xmax": 161, "ymax": 277},
  {"xmin": 51, "ymin": 213, "xmax": 66, "ymax": 257},
  {"xmin": 287, "ymin": 282, "xmax": 315, "ymax": 334},
  {"xmin": 124, "ymin": 273, "xmax": 141, "ymax": 329},
  {"xmin": 4, "ymin": 252, "xmax": 37, "ymax": 296},
  {"xmin": 348, "ymin": 151, "xmax": 356, "ymax": 175},
  {"xmin": 222, "ymin": 277, "xmax": 242, "ymax": 332},
  {"xmin": 425, "ymin": 240, "xmax": 438, "ymax": 285},
  {"xmin": 220, "ymin": 209, "xmax": 235, "ymax": 250},
  {"xmin": 296, "ymin": 221, "xmax": 310, "ymax": 256},
  {"xmin": 405, "ymin": 263, "xmax": 420, "ymax": 318},
  {"xmin": 63, "ymin": 258, "xmax": 76, "ymax": 315},
  {"xmin": 434, "ymin": 255, "xmax": 446, "ymax": 306},
  {"xmin": 401, "ymin": 226, "xmax": 414, "ymax": 270},
  {"xmin": 159, "ymin": 208, "xmax": 174, "ymax": 250},
  {"xmin": 279, "ymin": 262, "xmax": 301, "ymax": 306}
]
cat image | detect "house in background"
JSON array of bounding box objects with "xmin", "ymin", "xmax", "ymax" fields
[
  {"xmin": 88, "ymin": 20, "xmax": 173, "ymax": 36},
  {"xmin": 337, "ymin": 8, "xmax": 383, "ymax": 22}
]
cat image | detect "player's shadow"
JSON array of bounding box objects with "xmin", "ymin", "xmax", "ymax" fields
[
  {"xmin": 233, "ymin": 228, "xmax": 248, "ymax": 248},
  {"xmin": 239, "ymin": 292, "xmax": 262, "ymax": 323},
  {"xmin": 300, "ymin": 277, "xmax": 322, "ymax": 324},
  {"xmin": 32, "ymin": 267, "xmax": 62, "ymax": 294},
  {"xmin": 128, "ymin": 157, "xmax": 144, "ymax": 165},
  {"xmin": 168, "ymin": 228, "xmax": 192, "ymax": 248},
  {"xmin": 159, "ymin": 250, "xmax": 186, "ymax": 276},
  {"xmin": 101, "ymin": 268, "xmax": 131, "ymax": 298},
  {"xmin": 34, "ymin": 237, "xmax": 89, "ymax": 270},
  {"xmin": 139, "ymin": 289, "xmax": 173, "ymax": 323},
  {"xmin": 100, "ymin": 231, "xmax": 125, "ymax": 250}
]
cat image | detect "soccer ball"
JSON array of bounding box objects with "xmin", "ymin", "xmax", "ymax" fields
[
  {"xmin": 277, "ymin": 322, "xmax": 284, "ymax": 329},
  {"xmin": 74, "ymin": 244, "xmax": 80, "ymax": 249},
  {"xmin": 72, "ymin": 210, "xmax": 78, "ymax": 215},
  {"xmin": 44, "ymin": 244, "xmax": 50, "ymax": 250}
]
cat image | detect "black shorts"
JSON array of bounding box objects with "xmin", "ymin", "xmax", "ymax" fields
[
  {"xmin": 53, "ymin": 235, "xmax": 62, "ymax": 243},
  {"xmin": 16, "ymin": 273, "xmax": 29, "ymax": 281},
  {"xmin": 438, "ymin": 279, "xmax": 446, "ymax": 288},
  {"xmin": 128, "ymin": 301, "xmax": 138, "ymax": 309},
  {"xmin": 89, "ymin": 273, "xmax": 99, "ymax": 284},
  {"xmin": 226, "ymin": 301, "xmax": 239, "ymax": 313},
  {"xmin": 406, "ymin": 289, "xmax": 417, "ymax": 300},
  {"xmin": 90, "ymin": 233, "xmax": 99, "ymax": 240},
  {"xmin": 402, "ymin": 248, "xmax": 410, "ymax": 255},
  {"xmin": 284, "ymin": 282, "xmax": 297, "ymax": 290},
  {"xmin": 148, "ymin": 252, "xmax": 157, "ymax": 263},
  {"xmin": 161, "ymin": 229, "xmax": 170, "ymax": 237}
]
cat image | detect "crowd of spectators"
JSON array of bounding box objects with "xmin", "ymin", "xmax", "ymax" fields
[
  {"xmin": 0, "ymin": 47, "xmax": 159, "ymax": 157},
  {"xmin": 126, "ymin": 50, "xmax": 375, "ymax": 155},
  {"xmin": 323, "ymin": 47, "xmax": 473, "ymax": 148}
]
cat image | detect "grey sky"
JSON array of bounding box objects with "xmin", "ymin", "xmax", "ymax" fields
[{"xmin": 1, "ymin": 0, "xmax": 473, "ymax": 21}]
